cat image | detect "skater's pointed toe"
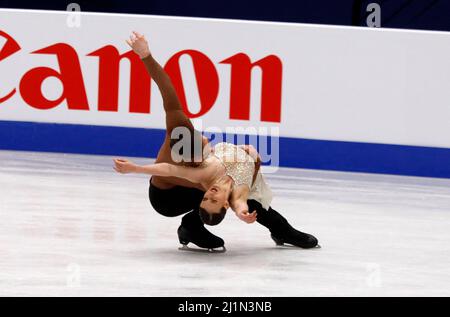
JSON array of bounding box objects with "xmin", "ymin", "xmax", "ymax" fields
[
  {"xmin": 294, "ymin": 232, "xmax": 319, "ymax": 249},
  {"xmin": 305, "ymin": 235, "xmax": 319, "ymax": 249},
  {"xmin": 271, "ymin": 231, "xmax": 319, "ymax": 249}
]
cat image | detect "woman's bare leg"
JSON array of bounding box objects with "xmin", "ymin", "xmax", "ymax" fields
[
  {"xmin": 139, "ymin": 48, "xmax": 197, "ymax": 187},
  {"xmin": 129, "ymin": 34, "xmax": 224, "ymax": 252}
]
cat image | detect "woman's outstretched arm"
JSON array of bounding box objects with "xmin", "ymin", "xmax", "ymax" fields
[{"xmin": 113, "ymin": 159, "xmax": 203, "ymax": 183}]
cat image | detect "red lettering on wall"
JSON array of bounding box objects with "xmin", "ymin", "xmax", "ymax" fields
[
  {"xmin": 0, "ymin": 88, "xmax": 16, "ymax": 104},
  {"xmin": 0, "ymin": 30, "xmax": 21, "ymax": 104},
  {"xmin": 164, "ymin": 50, "xmax": 219, "ymax": 118},
  {"xmin": 0, "ymin": 31, "xmax": 20, "ymax": 61},
  {"xmin": 19, "ymin": 43, "xmax": 89, "ymax": 110},
  {"xmin": 88, "ymin": 46, "xmax": 151, "ymax": 113},
  {"xmin": 1, "ymin": 30, "xmax": 284, "ymax": 122},
  {"xmin": 220, "ymin": 53, "xmax": 282, "ymax": 122}
]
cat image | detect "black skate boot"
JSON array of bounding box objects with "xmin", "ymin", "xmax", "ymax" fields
[
  {"xmin": 269, "ymin": 215, "xmax": 320, "ymax": 249},
  {"xmin": 249, "ymin": 201, "xmax": 320, "ymax": 249},
  {"xmin": 177, "ymin": 211, "xmax": 226, "ymax": 253},
  {"xmin": 271, "ymin": 230, "xmax": 319, "ymax": 249}
]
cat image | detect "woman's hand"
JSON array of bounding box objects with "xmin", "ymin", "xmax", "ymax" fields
[
  {"xmin": 236, "ymin": 209, "xmax": 257, "ymax": 224},
  {"xmin": 114, "ymin": 159, "xmax": 138, "ymax": 174},
  {"xmin": 126, "ymin": 31, "xmax": 151, "ymax": 59}
]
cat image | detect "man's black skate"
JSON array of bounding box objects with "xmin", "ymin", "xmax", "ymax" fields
[
  {"xmin": 271, "ymin": 229, "xmax": 320, "ymax": 249},
  {"xmin": 246, "ymin": 200, "xmax": 320, "ymax": 249},
  {"xmin": 177, "ymin": 211, "xmax": 226, "ymax": 253}
]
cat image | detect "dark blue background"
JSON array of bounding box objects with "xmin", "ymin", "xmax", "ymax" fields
[{"xmin": 1, "ymin": 0, "xmax": 450, "ymax": 32}]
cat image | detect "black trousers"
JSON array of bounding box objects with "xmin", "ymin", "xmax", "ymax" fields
[
  {"xmin": 149, "ymin": 181, "xmax": 204, "ymax": 217},
  {"xmin": 149, "ymin": 182, "xmax": 291, "ymax": 235},
  {"xmin": 148, "ymin": 181, "xmax": 205, "ymax": 228},
  {"xmin": 247, "ymin": 199, "xmax": 291, "ymax": 237}
]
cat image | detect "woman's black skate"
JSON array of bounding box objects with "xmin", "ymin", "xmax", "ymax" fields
[
  {"xmin": 177, "ymin": 211, "xmax": 226, "ymax": 253},
  {"xmin": 271, "ymin": 229, "xmax": 320, "ymax": 249}
]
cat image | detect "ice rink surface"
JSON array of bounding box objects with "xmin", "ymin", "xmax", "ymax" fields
[{"xmin": 1, "ymin": 150, "xmax": 449, "ymax": 296}]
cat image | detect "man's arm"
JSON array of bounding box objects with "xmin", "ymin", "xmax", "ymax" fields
[{"xmin": 126, "ymin": 31, "xmax": 182, "ymax": 113}]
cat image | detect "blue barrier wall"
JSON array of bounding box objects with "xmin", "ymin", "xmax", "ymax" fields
[{"xmin": 2, "ymin": 120, "xmax": 450, "ymax": 178}]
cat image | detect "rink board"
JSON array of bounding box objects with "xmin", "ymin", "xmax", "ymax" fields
[
  {"xmin": 1, "ymin": 10, "xmax": 450, "ymax": 178},
  {"xmin": 2, "ymin": 120, "xmax": 450, "ymax": 178}
]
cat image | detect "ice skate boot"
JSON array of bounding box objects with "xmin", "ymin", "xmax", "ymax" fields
[
  {"xmin": 253, "ymin": 204, "xmax": 320, "ymax": 249},
  {"xmin": 177, "ymin": 211, "xmax": 226, "ymax": 253},
  {"xmin": 271, "ymin": 229, "xmax": 320, "ymax": 249}
]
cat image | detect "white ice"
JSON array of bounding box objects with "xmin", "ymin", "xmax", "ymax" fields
[{"xmin": 1, "ymin": 150, "xmax": 449, "ymax": 296}]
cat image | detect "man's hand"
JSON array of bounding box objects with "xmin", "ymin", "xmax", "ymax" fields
[
  {"xmin": 126, "ymin": 31, "xmax": 151, "ymax": 59},
  {"xmin": 236, "ymin": 209, "xmax": 258, "ymax": 224},
  {"xmin": 239, "ymin": 144, "xmax": 260, "ymax": 162},
  {"xmin": 239, "ymin": 144, "xmax": 261, "ymax": 184},
  {"xmin": 114, "ymin": 159, "xmax": 138, "ymax": 174}
]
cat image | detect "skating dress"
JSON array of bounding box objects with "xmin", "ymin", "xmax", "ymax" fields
[{"xmin": 212, "ymin": 142, "xmax": 273, "ymax": 210}]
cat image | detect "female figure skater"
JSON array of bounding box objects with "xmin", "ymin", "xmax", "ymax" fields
[{"xmin": 119, "ymin": 32, "xmax": 318, "ymax": 252}]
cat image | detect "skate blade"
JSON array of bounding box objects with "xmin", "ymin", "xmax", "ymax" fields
[
  {"xmin": 178, "ymin": 244, "xmax": 227, "ymax": 253},
  {"xmin": 274, "ymin": 242, "xmax": 322, "ymax": 249}
]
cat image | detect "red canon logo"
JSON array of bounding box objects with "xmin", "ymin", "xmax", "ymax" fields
[
  {"xmin": 0, "ymin": 31, "xmax": 282, "ymax": 122},
  {"xmin": 0, "ymin": 30, "xmax": 21, "ymax": 103}
]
